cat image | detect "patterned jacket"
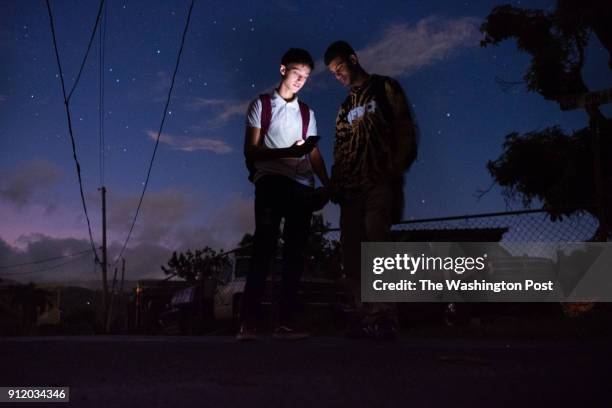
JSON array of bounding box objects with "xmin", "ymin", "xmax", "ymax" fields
[{"xmin": 331, "ymin": 74, "xmax": 417, "ymax": 210}]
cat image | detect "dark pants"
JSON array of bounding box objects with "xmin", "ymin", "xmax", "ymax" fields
[
  {"xmin": 340, "ymin": 181, "xmax": 397, "ymax": 322},
  {"xmin": 242, "ymin": 175, "xmax": 313, "ymax": 326}
]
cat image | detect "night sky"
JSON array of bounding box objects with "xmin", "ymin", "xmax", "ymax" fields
[{"xmin": 1, "ymin": 0, "xmax": 610, "ymax": 282}]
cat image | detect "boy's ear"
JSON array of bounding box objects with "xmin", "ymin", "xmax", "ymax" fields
[
  {"xmin": 349, "ymin": 54, "xmax": 358, "ymax": 66},
  {"xmin": 279, "ymin": 64, "xmax": 287, "ymax": 77}
]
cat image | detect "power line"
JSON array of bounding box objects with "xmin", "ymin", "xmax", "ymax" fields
[
  {"xmin": 0, "ymin": 252, "xmax": 93, "ymax": 276},
  {"xmin": 99, "ymin": 1, "xmax": 107, "ymax": 186},
  {"xmin": 0, "ymin": 249, "xmax": 93, "ymax": 269},
  {"xmin": 67, "ymin": 0, "xmax": 106, "ymax": 102},
  {"xmin": 112, "ymin": 0, "xmax": 196, "ymax": 268},
  {"xmin": 45, "ymin": 0, "xmax": 102, "ymax": 265}
]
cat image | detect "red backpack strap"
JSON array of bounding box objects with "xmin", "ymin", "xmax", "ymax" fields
[
  {"xmin": 246, "ymin": 94, "xmax": 272, "ymax": 183},
  {"xmin": 259, "ymin": 94, "xmax": 272, "ymax": 137},
  {"xmin": 298, "ymin": 100, "xmax": 310, "ymax": 140}
]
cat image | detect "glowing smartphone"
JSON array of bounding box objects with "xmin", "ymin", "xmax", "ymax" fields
[{"xmin": 305, "ymin": 136, "xmax": 321, "ymax": 145}]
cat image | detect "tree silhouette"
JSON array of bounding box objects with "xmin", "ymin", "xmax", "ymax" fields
[
  {"xmin": 555, "ymin": 0, "xmax": 612, "ymax": 69},
  {"xmin": 161, "ymin": 247, "xmax": 230, "ymax": 283},
  {"xmin": 481, "ymin": 4, "xmax": 588, "ymax": 102},
  {"xmin": 481, "ymin": 2, "xmax": 611, "ymax": 238},
  {"xmin": 304, "ymin": 214, "xmax": 338, "ymax": 278},
  {"xmin": 487, "ymin": 125, "xmax": 611, "ymax": 221}
]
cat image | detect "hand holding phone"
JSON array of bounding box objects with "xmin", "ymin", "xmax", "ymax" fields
[
  {"xmin": 304, "ymin": 136, "xmax": 321, "ymax": 146},
  {"xmin": 290, "ymin": 136, "xmax": 321, "ymax": 157}
]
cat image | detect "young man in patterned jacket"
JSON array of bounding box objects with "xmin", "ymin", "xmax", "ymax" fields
[{"xmin": 324, "ymin": 40, "xmax": 418, "ymax": 340}]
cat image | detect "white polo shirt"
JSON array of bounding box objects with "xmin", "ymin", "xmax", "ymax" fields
[{"xmin": 246, "ymin": 90, "xmax": 318, "ymax": 187}]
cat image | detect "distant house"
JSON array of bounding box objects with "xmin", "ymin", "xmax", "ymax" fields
[{"xmin": 0, "ymin": 282, "xmax": 57, "ymax": 334}]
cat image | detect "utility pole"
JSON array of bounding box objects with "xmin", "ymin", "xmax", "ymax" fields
[
  {"xmin": 120, "ymin": 259, "xmax": 126, "ymax": 332},
  {"xmin": 119, "ymin": 259, "xmax": 125, "ymax": 297},
  {"xmin": 100, "ymin": 186, "xmax": 109, "ymax": 332},
  {"xmin": 106, "ymin": 266, "xmax": 118, "ymax": 333}
]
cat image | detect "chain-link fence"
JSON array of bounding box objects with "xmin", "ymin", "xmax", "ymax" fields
[
  {"xmin": 218, "ymin": 208, "xmax": 599, "ymax": 272},
  {"xmin": 213, "ymin": 209, "xmax": 599, "ymax": 311},
  {"xmin": 321, "ymin": 209, "xmax": 599, "ymax": 258}
]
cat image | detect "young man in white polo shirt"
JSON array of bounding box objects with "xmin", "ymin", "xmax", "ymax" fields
[{"xmin": 238, "ymin": 48, "xmax": 330, "ymax": 340}]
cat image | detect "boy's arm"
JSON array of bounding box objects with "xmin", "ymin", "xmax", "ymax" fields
[
  {"xmin": 309, "ymin": 146, "xmax": 330, "ymax": 187},
  {"xmin": 244, "ymin": 126, "xmax": 314, "ymax": 161},
  {"xmin": 329, "ymin": 109, "xmax": 347, "ymax": 203}
]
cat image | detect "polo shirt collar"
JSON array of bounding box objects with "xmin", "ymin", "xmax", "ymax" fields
[{"xmin": 272, "ymin": 89, "xmax": 299, "ymax": 108}]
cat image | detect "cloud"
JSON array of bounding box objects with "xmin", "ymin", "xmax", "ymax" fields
[
  {"xmin": 106, "ymin": 189, "xmax": 252, "ymax": 250},
  {"xmin": 188, "ymin": 98, "xmax": 229, "ymax": 108},
  {"xmin": 0, "ymin": 95, "xmax": 7, "ymax": 103},
  {"xmin": 208, "ymin": 194, "xmax": 254, "ymax": 246},
  {"xmin": 0, "ymin": 235, "xmax": 98, "ymax": 283},
  {"xmin": 146, "ymin": 130, "xmax": 233, "ymax": 154},
  {"xmin": 0, "ymin": 188, "xmax": 331, "ymax": 283},
  {"xmin": 0, "ymin": 159, "xmax": 62, "ymax": 208},
  {"xmin": 0, "ymin": 235, "xmax": 173, "ymax": 283},
  {"xmin": 107, "ymin": 189, "xmax": 197, "ymax": 245},
  {"xmin": 0, "ymin": 201, "xmax": 91, "ymax": 248},
  {"xmin": 106, "ymin": 241, "xmax": 186, "ymax": 281},
  {"xmin": 185, "ymin": 98, "xmax": 251, "ymax": 128},
  {"xmin": 190, "ymin": 16, "xmax": 479, "ymax": 125},
  {"xmin": 0, "ymin": 193, "xmax": 256, "ymax": 283},
  {"xmin": 356, "ymin": 16, "xmax": 480, "ymax": 77},
  {"xmin": 170, "ymin": 225, "xmax": 224, "ymax": 253},
  {"xmin": 213, "ymin": 101, "xmax": 250, "ymax": 124}
]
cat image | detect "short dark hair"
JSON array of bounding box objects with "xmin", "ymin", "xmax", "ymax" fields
[
  {"xmin": 324, "ymin": 41, "xmax": 355, "ymax": 66},
  {"xmin": 281, "ymin": 48, "xmax": 314, "ymax": 70}
]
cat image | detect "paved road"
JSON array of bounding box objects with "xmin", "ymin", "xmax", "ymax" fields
[{"xmin": 1, "ymin": 335, "xmax": 609, "ymax": 407}]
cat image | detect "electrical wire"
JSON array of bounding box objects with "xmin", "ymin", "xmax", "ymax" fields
[
  {"xmin": 45, "ymin": 0, "xmax": 102, "ymax": 264},
  {"xmin": 0, "ymin": 249, "xmax": 93, "ymax": 269},
  {"xmin": 99, "ymin": 1, "xmax": 107, "ymax": 187},
  {"xmin": 0, "ymin": 251, "xmax": 93, "ymax": 276},
  {"xmin": 66, "ymin": 0, "xmax": 107, "ymax": 102},
  {"xmin": 111, "ymin": 0, "xmax": 196, "ymax": 268}
]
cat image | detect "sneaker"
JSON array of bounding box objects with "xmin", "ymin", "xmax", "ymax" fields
[
  {"xmin": 345, "ymin": 317, "xmax": 398, "ymax": 341},
  {"xmin": 345, "ymin": 319, "xmax": 375, "ymax": 339},
  {"xmin": 371, "ymin": 317, "xmax": 398, "ymax": 341},
  {"xmin": 273, "ymin": 325, "xmax": 310, "ymax": 340},
  {"xmin": 236, "ymin": 324, "xmax": 258, "ymax": 341},
  {"xmin": 345, "ymin": 312, "xmax": 375, "ymax": 339}
]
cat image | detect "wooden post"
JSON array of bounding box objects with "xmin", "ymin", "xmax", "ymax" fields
[
  {"xmin": 120, "ymin": 259, "xmax": 126, "ymax": 332},
  {"xmin": 100, "ymin": 186, "xmax": 109, "ymax": 332},
  {"xmin": 106, "ymin": 266, "xmax": 118, "ymax": 333}
]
